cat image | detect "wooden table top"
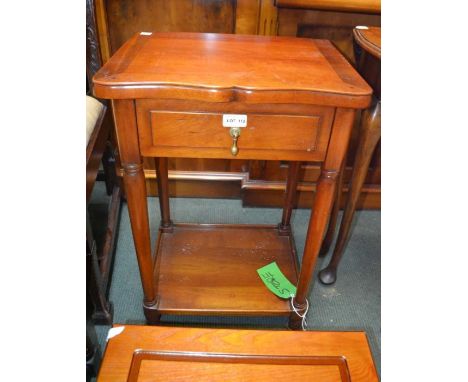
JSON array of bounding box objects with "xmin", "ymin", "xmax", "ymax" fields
[
  {"xmin": 93, "ymin": 32, "xmax": 371, "ymax": 108},
  {"xmin": 353, "ymin": 26, "xmax": 381, "ymax": 59},
  {"xmin": 98, "ymin": 325, "xmax": 379, "ymax": 381}
]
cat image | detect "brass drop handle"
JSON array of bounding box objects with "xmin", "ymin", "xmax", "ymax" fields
[{"xmin": 229, "ymin": 127, "xmax": 241, "ymax": 156}]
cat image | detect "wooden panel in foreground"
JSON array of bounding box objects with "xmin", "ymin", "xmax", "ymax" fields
[{"xmin": 98, "ymin": 325, "xmax": 378, "ymax": 381}]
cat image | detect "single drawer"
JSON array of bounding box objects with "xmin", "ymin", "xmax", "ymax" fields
[{"xmin": 136, "ymin": 100, "xmax": 334, "ymax": 161}]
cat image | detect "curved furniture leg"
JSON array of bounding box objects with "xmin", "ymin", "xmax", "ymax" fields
[
  {"xmin": 319, "ymin": 158, "xmax": 345, "ymax": 257},
  {"xmin": 319, "ymin": 101, "xmax": 381, "ymax": 285}
]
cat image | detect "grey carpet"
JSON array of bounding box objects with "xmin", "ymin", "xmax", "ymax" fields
[{"xmin": 89, "ymin": 182, "xmax": 381, "ymax": 375}]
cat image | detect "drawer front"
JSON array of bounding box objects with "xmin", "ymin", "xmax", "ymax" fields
[{"xmin": 136, "ymin": 100, "xmax": 334, "ymax": 161}]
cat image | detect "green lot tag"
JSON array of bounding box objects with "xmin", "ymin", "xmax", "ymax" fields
[{"xmin": 257, "ymin": 261, "xmax": 297, "ymax": 299}]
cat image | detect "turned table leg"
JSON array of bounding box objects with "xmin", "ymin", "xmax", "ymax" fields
[
  {"xmin": 319, "ymin": 101, "xmax": 381, "ymax": 285},
  {"xmin": 155, "ymin": 157, "xmax": 173, "ymax": 232},
  {"xmin": 279, "ymin": 161, "xmax": 301, "ymax": 235},
  {"xmin": 289, "ymin": 109, "xmax": 354, "ymax": 329},
  {"xmin": 112, "ymin": 100, "xmax": 159, "ymax": 322}
]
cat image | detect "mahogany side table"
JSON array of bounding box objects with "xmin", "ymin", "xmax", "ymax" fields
[
  {"xmin": 93, "ymin": 32, "xmax": 371, "ymax": 329},
  {"xmin": 98, "ymin": 325, "xmax": 379, "ymax": 381},
  {"xmin": 319, "ymin": 26, "xmax": 381, "ymax": 285}
]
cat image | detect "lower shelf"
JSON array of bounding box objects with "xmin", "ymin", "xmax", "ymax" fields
[{"xmin": 153, "ymin": 223, "xmax": 299, "ymax": 316}]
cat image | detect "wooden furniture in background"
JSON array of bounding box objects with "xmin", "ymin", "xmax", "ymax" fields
[
  {"xmin": 276, "ymin": 0, "xmax": 381, "ymax": 14},
  {"xmin": 90, "ymin": 0, "xmax": 381, "ymax": 209},
  {"xmin": 319, "ymin": 26, "xmax": 381, "ymax": 285},
  {"xmin": 98, "ymin": 325, "xmax": 378, "ymax": 381},
  {"xmin": 274, "ymin": 0, "xmax": 381, "ymax": 211},
  {"xmin": 86, "ymin": 95, "xmax": 122, "ymax": 324},
  {"xmin": 86, "ymin": 0, "xmax": 122, "ymax": 324},
  {"xmin": 93, "ymin": 32, "xmax": 371, "ymax": 328}
]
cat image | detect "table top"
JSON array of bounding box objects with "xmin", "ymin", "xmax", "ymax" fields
[
  {"xmin": 98, "ymin": 325, "xmax": 379, "ymax": 382},
  {"xmin": 93, "ymin": 32, "xmax": 371, "ymax": 108},
  {"xmin": 353, "ymin": 26, "xmax": 381, "ymax": 59}
]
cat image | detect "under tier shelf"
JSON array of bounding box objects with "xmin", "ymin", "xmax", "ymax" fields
[{"xmin": 153, "ymin": 223, "xmax": 299, "ymax": 316}]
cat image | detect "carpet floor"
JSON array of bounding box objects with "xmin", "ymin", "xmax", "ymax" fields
[{"xmin": 89, "ymin": 183, "xmax": 381, "ymax": 375}]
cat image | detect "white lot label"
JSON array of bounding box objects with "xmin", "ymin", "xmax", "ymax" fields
[{"xmin": 222, "ymin": 114, "xmax": 247, "ymax": 128}]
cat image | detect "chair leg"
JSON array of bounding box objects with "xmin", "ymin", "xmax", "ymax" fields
[
  {"xmin": 101, "ymin": 141, "xmax": 116, "ymax": 196},
  {"xmin": 87, "ymin": 213, "xmax": 113, "ymax": 324},
  {"xmin": 86, "ymin": 298, "xmax": 102, "ymax": 381},
  {"xmin": 319, "ymin": 101, "xmax": 381, "ymax": 285},
  {"xmin": 98, "ymin": 185, "xmax": 122, "ymax": 290}
]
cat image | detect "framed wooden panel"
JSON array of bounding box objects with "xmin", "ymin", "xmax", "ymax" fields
[
  {"xmin": 98, "ymin": 325, "xmax": 379, "ymax": 381},
  {"xmin": 128, "ymin": 351, "xmax": 350, "ymax": 382}
]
